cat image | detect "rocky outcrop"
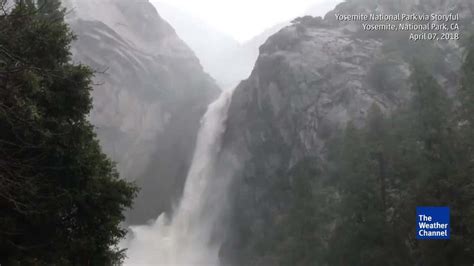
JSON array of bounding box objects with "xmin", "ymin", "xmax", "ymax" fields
[
  {"xmin": 64, "ymin": 0, "xmax": 220, "ymax": 224},
  {"xmin": 151, "ymin": 2, "xmax": 244, "ymax": 89},
  {"xmin": 220, "ymin": 0, "xmax": 473, "ymax": 264},
  {"xmin": 154, "ymin": 2, "xmax": 341, "ymax": 90}
]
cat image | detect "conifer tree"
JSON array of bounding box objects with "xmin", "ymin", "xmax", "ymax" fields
[
  {"xmin": 447, "ymin": 35, "xmax": 474, "ymax": 265},
  {"xmin": 0, "ymin": 1, "xmax": 137, "ymax": 264},
  {"xmin": 400, "ymin": 63, "xmax": 454, "ymax": 265},
  {"xmin": 459, "ymin": 35, "xmax": 474, "ymax": 139}
]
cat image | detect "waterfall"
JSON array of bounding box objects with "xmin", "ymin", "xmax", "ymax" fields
[{"xmin": 124, "ymin": 89, "xmax": 235, "ymax": 266}]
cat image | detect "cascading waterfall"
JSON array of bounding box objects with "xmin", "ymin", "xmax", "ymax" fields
[{"xmin": 124, "ymin": 89, "xmax": 235, "ymax": 266}]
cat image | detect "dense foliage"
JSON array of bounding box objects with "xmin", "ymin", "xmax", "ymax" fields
[
  {"xmin": 325, "ymin": 63, "xmax": 465, "ymax": 265},
  {"xmin": 0, "ymin": 0, "xmax": 137, "ymax": 264},
  {"xmin": 237, "ymin": 39, "xmax": 474, "ymax": 266}
]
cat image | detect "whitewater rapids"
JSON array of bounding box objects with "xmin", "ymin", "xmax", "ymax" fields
[{"xmin": 123, "ymin": 89, "xmax": 234, "ymax": 266}]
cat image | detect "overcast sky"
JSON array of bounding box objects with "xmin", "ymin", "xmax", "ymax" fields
[{"xmin": 151, "ymin": 0, "xmax": 342, "ymax": 42}]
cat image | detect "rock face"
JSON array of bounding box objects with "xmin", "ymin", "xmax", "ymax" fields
[
  {"xmin": 220, "ymin": 0, "xmax": 473, "ymax": 264},
  {"xmin": 64, "ymin": 0, "xmax": 220, "ymax": 224},
  {"xmin": 151, "ymin": 1, "xmax": 244, "ymax": 89},
  {"xmin": 150, "ymin": 1, "xmax": 282, "ymax": 90},
  {"xmin": 153, "ymin": 2, "xmax": 341, "ymax": 90}
]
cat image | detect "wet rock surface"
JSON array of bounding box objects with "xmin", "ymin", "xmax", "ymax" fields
[
  {"xmin": 65, "ymin": 0, "xmax": 220, "ymax": 224},
  {"xmin": 220, "ymin": 0, "xmax": 473, "ymax": 264}
]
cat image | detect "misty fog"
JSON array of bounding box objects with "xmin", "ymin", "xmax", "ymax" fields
[
  {"xmin": 1, "ymin": 0, "xmax": 472, "ymax": 265},
  {"xmin": 152, "ymin": 0, "xmax": 343, "ymax": 88}
]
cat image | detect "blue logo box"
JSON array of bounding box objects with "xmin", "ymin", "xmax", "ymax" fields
[{"xmin": 416, "ymin": 207, "xmax": 450, "ymax": 240}]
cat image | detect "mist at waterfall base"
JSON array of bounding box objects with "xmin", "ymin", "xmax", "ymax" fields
[{"xmin": 123, "ymin": 89, "xmax": 235, "ymax": 265}]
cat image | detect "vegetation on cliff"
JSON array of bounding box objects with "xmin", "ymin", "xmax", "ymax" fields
[{"xmin": 244, "ymin": 39, "xmax": 474, "ymax": 266}]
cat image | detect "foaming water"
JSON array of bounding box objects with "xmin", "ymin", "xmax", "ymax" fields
[{"xmin": 124, "ymin": 89, "xmax": 234, "ymax": 266}]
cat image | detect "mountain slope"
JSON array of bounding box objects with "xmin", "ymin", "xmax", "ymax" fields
[
  {"xmin": 151, "ymin": 1, "xmax": 261, "ymax": 89},
  {"xmin": 151, "ymin": 2, "xmax": 243, "ymax": 89},
  {"xmin": 150, "ymin": 1, "xmax": 347, "ymax": 90},
  {"xmin": 64, "ymin": 0, "xmax": 220, "ymax": 224},
  {"xmin": 220, "ymin": 0, "xmax": 473, "ymax": 264}
]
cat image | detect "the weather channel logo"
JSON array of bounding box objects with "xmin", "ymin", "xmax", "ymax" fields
[{"xmin": 416, "ymin": 207, "xmax": 450, "ymax": 240}]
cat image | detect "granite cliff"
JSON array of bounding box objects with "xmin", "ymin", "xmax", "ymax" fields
[
  {"xmin": 64, "ymin": 0, "xmax": 220, "ymax": 224},
  {"xmin": 220, "ymin": 0, "xmax": 473, "ymax": 264}
]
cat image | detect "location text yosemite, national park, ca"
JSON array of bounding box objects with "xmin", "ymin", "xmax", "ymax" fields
[
  {"xmin": 362, "ymin": 22, "xmax": 460, "ymax": 32},
  {"xmin": 335, "ymin": 13, "xmax": 459, "ymax": 22}
]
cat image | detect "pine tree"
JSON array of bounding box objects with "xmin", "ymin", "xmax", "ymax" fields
[
  {"xmin": 459, "ymin": 35, "xmax": 474, "ymax": 141},
  {"xmin": 327, "ymin": 110, "xmax": 412, "ymax": 266},
  {"xmin": 0, "ymin": 1, "xmax": 137, "ymax": 264},
  {"xmin": 278, "ymin": 159, "xmax": 333, "ymax": 266},
  {"xmin": 447, "ymin": 35, "xmax": 474, "ymax": 265},
  {"xmin": 395, "ymin": 63, "xmax": 464, "ymax": 265}
]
